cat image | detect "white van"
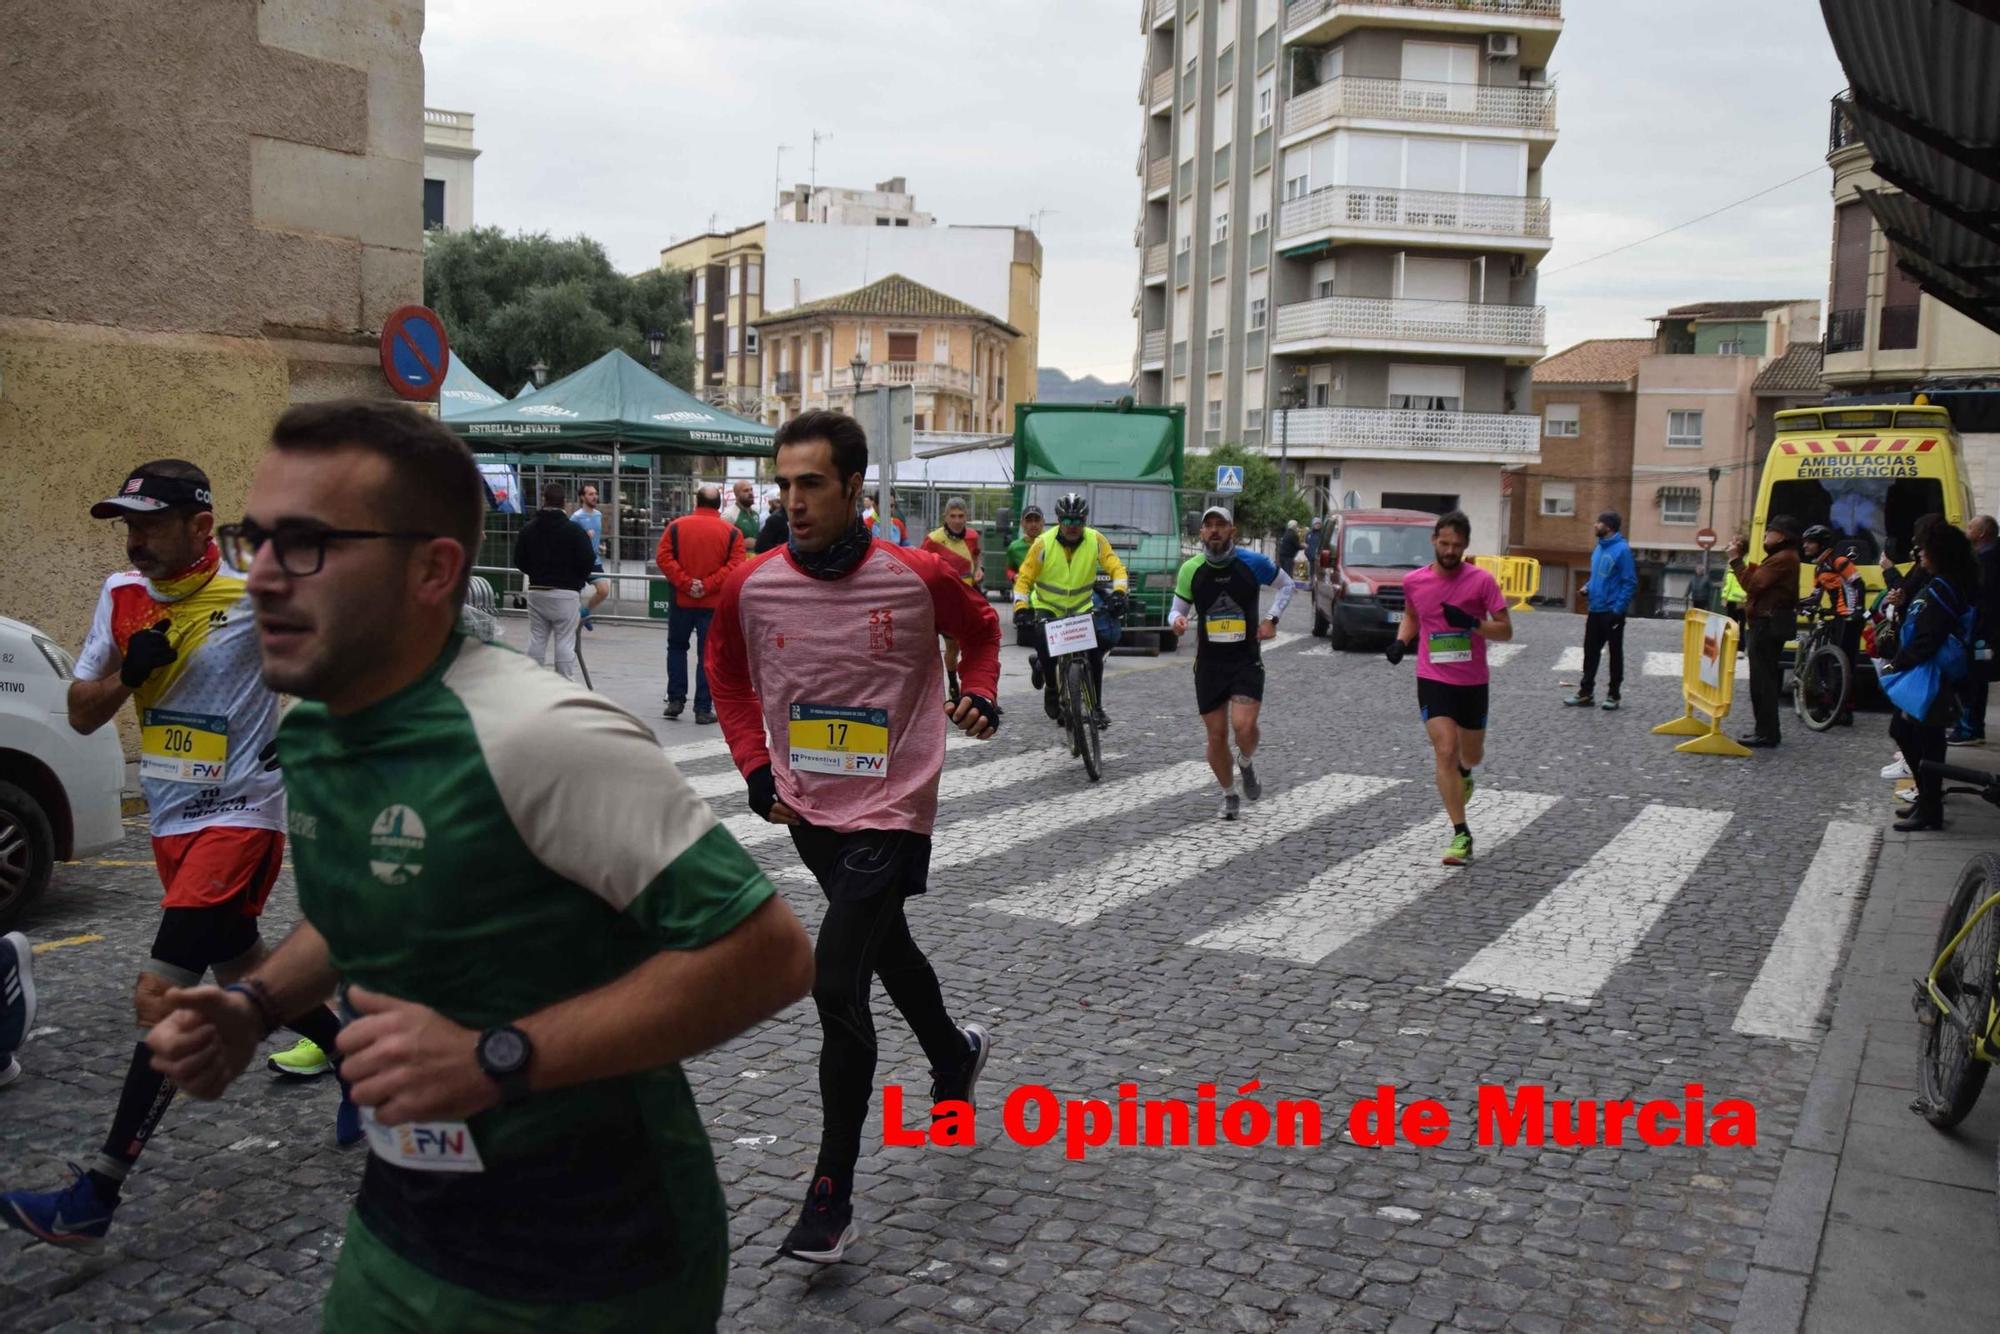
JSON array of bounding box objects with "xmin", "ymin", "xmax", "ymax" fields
[{"xmin": 0, "ymin": 615, "xmax": 125, "ymax": 929}]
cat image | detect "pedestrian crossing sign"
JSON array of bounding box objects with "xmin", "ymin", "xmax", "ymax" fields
[{"xmin": 1215, "ymin": 465, "xmax": 1244, "ymax": 493}]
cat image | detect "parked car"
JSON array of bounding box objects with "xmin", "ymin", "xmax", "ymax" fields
[
  {"xmin": 0, "ymin": 615, "xmax": 124, "ymax": 929},
  {"xmin": 1308, "ymin": 508, "xmax": 1439, "ymax": 650}
]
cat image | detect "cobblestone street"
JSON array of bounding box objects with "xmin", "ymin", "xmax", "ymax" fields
[{"xmin": 0, "ymin": 607, "xmax": 1909, "ymax": 1330}]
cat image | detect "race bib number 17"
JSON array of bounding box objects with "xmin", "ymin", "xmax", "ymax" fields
[{"xmin": 789, "ymin": 703, "xmax": 891, "ymax": 778}]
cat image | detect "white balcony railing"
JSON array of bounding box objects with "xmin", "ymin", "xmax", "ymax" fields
[
  {"xmin": 1153, "ymin": 0, "xmax": 1176, "ymax": 22},
  {"xmin": 1273, "ymin": 295, "xmax": 1545, "ymax": 349},
  {"xmin": 1284, "ymin": 76, "xmax": 1554, "ymax": 137},
  {"xmin": 1146, "ymin": 157, "xmax": 1171, "ymax": 193},
  {"xmin": 1279, "ymin": 184, "xmax": 1551, "ymax": 243},
  {"xmin": 1280, "ymin": 405, "xmax": 1540, "ymax": 457},
  {"xmin": 1140, "ymin": 329, "xmax": 1167, "ymax": 364},
  {"xmin": 1285, "ymin": 0, "xmax": 1561, "ymax": 35},
  {"xmin": 1144, "ymin": 242, "xmax": 1169, "ymax": 279},
  {"xmin": 838, "ymin": 362, "xmax": 973, "ymax": 395}
]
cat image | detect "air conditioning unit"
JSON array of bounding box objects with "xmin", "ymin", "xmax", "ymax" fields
[{"xmin": 1486, "ymin": 33, "xmax": 1519, "ymax": 60}]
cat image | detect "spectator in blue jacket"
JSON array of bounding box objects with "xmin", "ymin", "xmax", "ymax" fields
[{"xmin": 1564, "ymin": 510, "xmax": 1638, "ymax": 711}]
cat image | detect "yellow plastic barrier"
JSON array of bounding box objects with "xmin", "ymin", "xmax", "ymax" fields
[
  {"xmin": 1651, "ymin": 610, "xmax": 1752, "ymax": 757},
  {"xmin": 1472, "ymin": 555, "xmax": 1541, "ymax": 611}
]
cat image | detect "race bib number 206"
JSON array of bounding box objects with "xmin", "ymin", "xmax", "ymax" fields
[{"xmin": 140, "ymin": 709, "xmax": 229, "ymax": 785}]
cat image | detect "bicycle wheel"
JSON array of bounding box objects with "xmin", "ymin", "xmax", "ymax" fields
[
  {"xmin": 1916, "ymin": 853, "xmax": 2000, "ymax": 1128},
  {"xmin": 1796, "ymin": 642, "xmax": 1850, "ymax": 732},
  {"xmin": 1062, "ymin": 657, "xmax": 1086, "ymax": 759},
  {"xmin": 1078, "ymin": 666, "xmax": 1102, "ymax": 783}
]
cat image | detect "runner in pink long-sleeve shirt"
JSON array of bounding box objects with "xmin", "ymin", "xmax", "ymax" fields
[{"xmin": 706, "ymin": 409, "xmax": 1001, "ymax": 1267}]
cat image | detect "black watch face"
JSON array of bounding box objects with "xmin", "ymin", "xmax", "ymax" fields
[{"xmin": 482, "ymin": 1028, "xmax": 528, "ymax": 1072}]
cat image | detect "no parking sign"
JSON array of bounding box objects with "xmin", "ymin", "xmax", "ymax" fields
[{"xmin": 378, "ymin": 305, "xmax": 451, "ymax": 402}]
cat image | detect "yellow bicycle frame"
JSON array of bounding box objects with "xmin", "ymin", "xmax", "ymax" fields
[{"xmin": 1922, "ymin": 889, "xmax": 2000, "ymax": 1064}]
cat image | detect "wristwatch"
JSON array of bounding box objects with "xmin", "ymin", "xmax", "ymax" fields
[{"xmin": 476, "ymin": 1024, "xmax": 535, "ymax": 1103}]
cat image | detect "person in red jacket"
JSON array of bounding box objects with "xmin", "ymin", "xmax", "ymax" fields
[
  {"xmin": 708, "ymin": 410, "xmax": 1000, "ymax": 1266},
  {"xmin": 655, "ymin": 486, "xmax": 746, "ymax": 724},
  {"xmin": 920, "ymin": 496, "xmax": 983, "ymax": 701}
]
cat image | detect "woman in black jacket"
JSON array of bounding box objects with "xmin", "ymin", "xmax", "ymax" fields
[
  {"xmin": 1882, "ymin": 521, "xmax": 1980, "ymax": 831},
  {"xmin": 755, "ymin": 497, "xmax": 789, "ymax": 553}
]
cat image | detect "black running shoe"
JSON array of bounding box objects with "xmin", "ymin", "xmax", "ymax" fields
[
  {"xmin": 928, "ymin": 1023, "xmax": 992, "ymax": 1109},
  {"xmin": 1238, "ymin": 760, "xmax": 1261, "ymax": 802},
  {"xmin": 1090, "ymin": 708, "xmax": 1111, "ymax": 730},
  {"xmin": 1043, "ymin": 687, "xmax": 1061, "ymax": 721},
  {"xmin": 777, "ymin": 1176, "xmax": 857, "ymax": 1264},
  {"xmin": 1029, "ymin": 658, "xmax": 1044, "ymax": 691}
]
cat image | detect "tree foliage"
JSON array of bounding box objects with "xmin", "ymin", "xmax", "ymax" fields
[
  {"xmin": 422, "ymin": 228, "xmax": 696, "ymax": 392},
  {"xmin": 1193, "ymin": 442, "xmax": 1311, "ymax": 539}
]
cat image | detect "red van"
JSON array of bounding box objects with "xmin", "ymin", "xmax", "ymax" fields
[{"xmin": 1308, "ymin": 508, "xmax": 1439, "ymax": 650}]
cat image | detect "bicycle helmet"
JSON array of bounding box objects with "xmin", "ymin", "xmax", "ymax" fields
[
  {"xmin": 1802, "ymin": 523, "xmax": 1837, "ymax": 549},
  {"xmin": 1054, "ymin": 492, "xmax": 1089, "ymax": 522}
]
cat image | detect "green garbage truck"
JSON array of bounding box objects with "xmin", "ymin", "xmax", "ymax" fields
[{"xmin": 1008, "ymin": 402, "xmax": 1188, "ymax": 654}]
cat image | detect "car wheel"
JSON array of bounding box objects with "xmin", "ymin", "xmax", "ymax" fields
[
  {"xmin": 0, "ymin": 779, "xmax": 55, "ymax": 933},
  {"xmin": 1327, "ymin": 613, "xmax": 1351, "ymax": 651}
]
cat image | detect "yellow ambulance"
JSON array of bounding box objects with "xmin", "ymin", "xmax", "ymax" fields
[{"xmin": 1752, "ymin": 402, "xmax": 1974, "ymax": 600}]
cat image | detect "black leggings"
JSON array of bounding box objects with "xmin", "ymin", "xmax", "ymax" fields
[{"xmin": 790, "ymin": 828, "xmax": 965, "ymax": 1184}]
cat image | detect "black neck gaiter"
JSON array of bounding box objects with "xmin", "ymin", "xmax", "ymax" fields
[{"xmin": 791, "ymin": 518, "xmax": 874, "ymax": 581}]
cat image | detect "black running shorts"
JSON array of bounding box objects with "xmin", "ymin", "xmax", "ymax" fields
[
  {"xmin": 1195, "ymin": 656, "xmax": 1265, "ymax": 716},
  {"xmin": 789, "ymin": 827, "xmax": 934, "ymax": 902},
  {"xmin": 1417, "ymin": 677, "xmax": 1490, "ymax": 731}
]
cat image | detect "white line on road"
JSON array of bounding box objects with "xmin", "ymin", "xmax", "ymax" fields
[
  {"xmin": 1446, "ymin": 803, "xmax": 1734, "ymax": 1003},
  {"xmin": 1732, "ymin": 821, "xmax": 1881, "ymax": 1041},
  {"xmin": 976, "ymin": 770, "xmax": 1404, "ymax": 926},
  {"xmin": 1644, "ymin": 650, "xmax": 1748, "ymax": 680},
  {"xmin": 1553, "ymin": 646, "xmax": 1584, "ymax": 673},
  {"xmin": 1190, "ymin": 789, "xmax": 1563, "ymax": 963},
  {"xmin": 1486, "ymin": 643, "xmax": 1526, "ymax": 669},
  {"xmin": 660, "ymin": 735, "xmax": 735, "ymax": 763}
]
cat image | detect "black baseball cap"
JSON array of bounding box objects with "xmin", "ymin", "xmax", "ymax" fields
[
  {"xmin": 90, "ymin": 462, "xmax": 214, "ymax": 519},
  {"xmin": 1021, "ymin": 505, "xmax": 1044, "ymax": 520}
]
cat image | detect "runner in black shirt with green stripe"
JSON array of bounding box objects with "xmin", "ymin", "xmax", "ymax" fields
[
  {"xmin": 1169, "ymin": 505, "xmax": 1295, "ymax": 820},
  {"xmin": 145, "ymin": 401, "xmax": 814, "ymax": 1332}
]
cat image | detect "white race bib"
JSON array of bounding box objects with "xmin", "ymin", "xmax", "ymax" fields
[
  {"xmin": 1044, "ymin": 614, "xmax": 1098, "ymax": 656},
  {"xmin": 360, "ymin": 1105, "xmax": 485, "ymax": 1173}
]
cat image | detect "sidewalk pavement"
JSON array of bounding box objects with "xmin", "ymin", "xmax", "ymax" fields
[{"xmin": 1740, "ymin": 749, "xmax": 2000, "ymax": 1333}]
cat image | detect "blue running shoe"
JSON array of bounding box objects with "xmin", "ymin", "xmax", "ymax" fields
[
  {"xmin": 335, "ymin": 1075, "xmax": 364, "ymax": 1150},
  {"xmin": 0, "ymin": 932, "xmax": 36, "ymax": 1052},
  {"xmin": 0, "ymin": 1163, "xmax": 117, "ymax": 1250}
]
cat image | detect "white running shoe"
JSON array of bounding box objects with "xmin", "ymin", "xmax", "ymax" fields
[{"xmin": 1880, "ymin": 757, "xmax": 1911, "ymax": 780}]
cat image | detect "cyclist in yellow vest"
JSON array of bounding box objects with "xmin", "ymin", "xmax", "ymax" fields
[{"xmin": 1013, "ymin": 492, "xmax": 1129, "ymax": 726}]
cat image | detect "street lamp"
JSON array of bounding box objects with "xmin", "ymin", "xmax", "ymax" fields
[
  {"xmin": 530, "ymin": 358, "xmax": 549, "ymax": 388},
  {"xmin": 849, "ymin": 350, "xmax": 867, "ymax": 397},
  {"xmin": 645, "ymin": 329, "xmax": 664, "ymax": 370}
]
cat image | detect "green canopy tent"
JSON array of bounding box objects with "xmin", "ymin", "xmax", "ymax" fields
[
  {"xmin": 437, "ymin": 354, "xmax": 509, "ymax": 419},
  {"xmin": 444, "ymin": 349, "xmax": 774, "ymax": 619}
]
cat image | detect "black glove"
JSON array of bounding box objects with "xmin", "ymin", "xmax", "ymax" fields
[
  {"xmin": 120, "ymin": 620, "xmax": 177, "ymax": 689},
  {"xmin": 258, "ymin": 740, "xmax": 281, "ymax": 773},
  {"xmin": 1107, "ymin": 591, "xmax": 1129, "ymax": 617},
  {"xmin": 1013, "ymin": 605, "xmax": 1034, "ymax": 630},
  {"xmin": 1440, "ymin": 602, "xmax": 1480, "ymax": 631},
  {"xmin": 1384, "ymin": 639, "xmax": 1407, "ymax": 666},
  {"xmin": 745, "ymin": 764, "xmax": 778, "ymax": 820},
  {"xmin": 956, "ymin": 693, "xmax": 1002, "ymax": 735}
]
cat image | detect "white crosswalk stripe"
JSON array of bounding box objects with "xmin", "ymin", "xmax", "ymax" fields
[
  {"xmin": 1486, "ymin": 643, "xmax": 1526, "ymax": 669},
  {"xmin": 660, "ymin": 735, "xmax": 735, "ymax": 763},
  {"xmin": 722, "ymin": 739, "xmax": 1063, "ymax": 850},
  {"xmin": 976, "ymin": 771, "xmax": 1403, "ymax": 926},
  {"xmin": 1732, "ymin": 821, "xmax": 1881, "ymax": 1041},
  {"xmin": 1190, "ymin": 789, "xmax": 1563, "ymax": 963},
  {"xmin": 1552, "ymin": 647, "xmax": 1745, "ymax": 679},
  {"xmin": 1446, "ymin": 803, "xmax": 1733, "ymax": 1003}
]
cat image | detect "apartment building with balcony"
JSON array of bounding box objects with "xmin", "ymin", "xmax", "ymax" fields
[
  {"xmin": 660, "ymin": 222, "xmax": 768, "ymax": 416},
  {"xmin": 1130, "ymin": 0, "xmax": 1558, "ymax": 552},
  {"xmin": 1625, "ymin": 298, "xmax": 1820, "ymax": 610},
  {"xmin": 1824, "ymin": 93, "xmax": 2000, "ymax": 397},
  {"xmin": 754, "ymin": 274, "xmax": 1019, "ymax": 436},
  {"xmin": 1514, "ymin": 338, "xmax": 1646, "ymax": 609}
]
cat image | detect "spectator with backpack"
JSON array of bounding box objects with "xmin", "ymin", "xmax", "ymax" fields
[{"xmin": 1878, "ymin": 521, "xmax": 1981, "ymax": 832}]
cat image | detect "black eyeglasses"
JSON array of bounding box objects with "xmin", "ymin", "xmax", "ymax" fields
[{"xmin": 217, "ymin": 520, "xmax": 439, "ymax": 577}]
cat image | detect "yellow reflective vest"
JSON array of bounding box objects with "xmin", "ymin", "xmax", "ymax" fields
[{"xmin": 1013, "ymin": 528, "xmax": 1129, "ymax": 616}]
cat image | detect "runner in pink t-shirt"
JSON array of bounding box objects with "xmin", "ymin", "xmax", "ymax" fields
[{"xmin": 1385, "ymin": 511, "xmax": 1512, "ymax": 866}]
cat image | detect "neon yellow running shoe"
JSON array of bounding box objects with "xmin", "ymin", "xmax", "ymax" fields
[
  {"xmin": 1443, "ymin": 831, "xmax": 1474, "ymax": 867},
  {"xmin": 267, "ymin": 1037, "xmax": 332, "ymax": 1079}
]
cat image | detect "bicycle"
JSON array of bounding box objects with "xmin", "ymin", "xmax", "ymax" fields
[
  {"xmin": 1909, "ymin": 761, "xmax": 2000, "ymax": 1210},
  {"xmin": 1036, "ymin": 610, "xmax": 1103, "ymax": 783},
  {"xmin": 1792, "ymin": 596, "xmax": 1854, "ymax": 732}
]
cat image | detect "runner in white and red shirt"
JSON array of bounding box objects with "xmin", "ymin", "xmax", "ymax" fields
[
  {"xmin": 1385, "ymin": 510, "xmax": 1512, "ymax": 867},
  {"xmin": 707, "ymin": 409, "xmax": 1002, "ymax": 1266}
]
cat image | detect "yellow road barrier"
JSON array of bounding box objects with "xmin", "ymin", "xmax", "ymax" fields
[
  {"xmin": 1473, "ymin": 555, "xmax": 1541, "ymax": 611},
  {"xmin": 1651, "ymin": 610, "xmax": 1752, "ymax": 757}
]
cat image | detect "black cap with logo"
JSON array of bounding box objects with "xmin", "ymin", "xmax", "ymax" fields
[{"xmin": 90, "ymin": 462, "xmax": 214, "ymax": 519}]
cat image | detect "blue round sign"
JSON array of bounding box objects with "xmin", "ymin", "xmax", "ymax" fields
[{"xmin": 378, "ymin": 305, "xmax": 450, "ymax": 401}]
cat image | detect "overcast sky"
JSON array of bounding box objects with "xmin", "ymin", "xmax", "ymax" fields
[{"xmin": 425, "ymin": 0, "xmax": 1848, "ymax": 380}]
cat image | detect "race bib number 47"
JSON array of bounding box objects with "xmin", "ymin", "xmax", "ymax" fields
[
  {"xmin": 789, "ymin": 703, "xmax": 891, "ymax": 778},
  {"xmin": 140, "ymin": 708, "xmax": 229, "ymax": 785}
]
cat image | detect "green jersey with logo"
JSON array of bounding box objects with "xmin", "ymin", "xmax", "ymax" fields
[{"xmin": 277, "ymin": 633, "xmax": 772, "ymax": 1313}]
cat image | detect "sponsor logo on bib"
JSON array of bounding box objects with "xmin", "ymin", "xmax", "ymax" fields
[{"xmin": 368, "ymin": 804, "xmax": 426, "ymax": 884}]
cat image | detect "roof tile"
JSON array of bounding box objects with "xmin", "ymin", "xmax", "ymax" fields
[
  {"xmin": 1751, "ymin": 342, "xmax": 1826, "ymax": 394},
  {"xmin": 753, "ymin": 273, "xmax": 1020, "ymax": 335},
  {"xmin": 1533, "ymin": 338, "xmax": 1650, "ymax": 385}
]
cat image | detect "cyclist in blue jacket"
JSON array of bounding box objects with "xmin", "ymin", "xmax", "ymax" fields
[{"xmin": 1564, "ymin": 510, "xmax": 1638, "ymax": 711}]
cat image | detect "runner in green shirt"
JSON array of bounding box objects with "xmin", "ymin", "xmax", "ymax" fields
[{"xmin": 146, "ymin": 400, "xmax": 814, "ymax": 1332}]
